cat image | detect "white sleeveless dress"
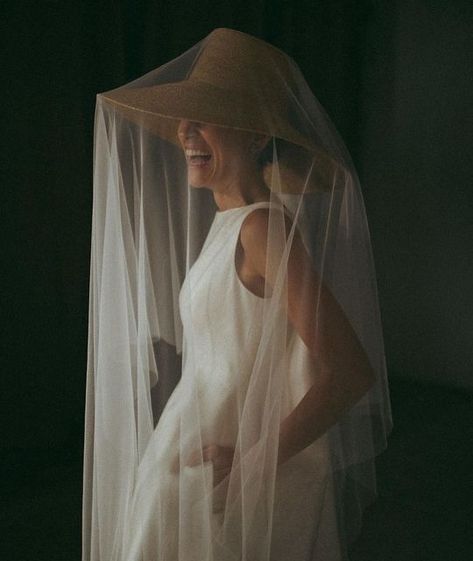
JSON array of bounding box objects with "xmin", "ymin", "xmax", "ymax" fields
[{"xmin": 123, "ymin": 202, "xmax": 341, "ymax": 561}]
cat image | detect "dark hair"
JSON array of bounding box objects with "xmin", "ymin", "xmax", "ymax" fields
[{"xmin": 257, "ymin": 137, "xmax": 284, "ymax": 168}]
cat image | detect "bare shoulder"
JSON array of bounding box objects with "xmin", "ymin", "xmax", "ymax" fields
[
  {"xmin": 240, "ymin": 208, "xmax": 270, "ymax": 249},
  {"xmin": 240, "ymin": 207, "xmax": 293, "ymax": 251}
]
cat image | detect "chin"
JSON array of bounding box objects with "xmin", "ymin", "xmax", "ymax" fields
[
  {"xmin": 188, "ymin": 172, "xmax": 214, "ymax": 190},
  {"xmin": 188, "ymin": 182, "xmax": 209, "ymax": 190}
]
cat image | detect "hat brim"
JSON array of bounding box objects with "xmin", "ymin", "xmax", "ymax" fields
[{"xmin": 100, "ymin": 80, "xmax": 347, "ymax": 193}]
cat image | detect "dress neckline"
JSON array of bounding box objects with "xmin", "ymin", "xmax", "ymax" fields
[{"xmin": 215, "ymin": 200, "xmax": 274, "ymax": 216}]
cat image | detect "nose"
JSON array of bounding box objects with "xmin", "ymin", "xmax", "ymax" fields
[{"xmin": 177, "ymin": 120, "xmax": 199, "ymax": 140}]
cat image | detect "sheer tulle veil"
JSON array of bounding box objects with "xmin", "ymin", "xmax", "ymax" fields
[{"xmin": 83, "ymin": 28, "xmax": 392, "ymax": 561}]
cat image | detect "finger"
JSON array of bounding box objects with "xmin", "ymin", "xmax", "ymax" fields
[
  {"xmin": 186, "ymin": 449, "xmax": 204, "ymax": 467},
  {"xmin": 202, "ymin": 444, "xmax": 219, "ymax": 461},
  {"xmin": 187, "ymin": 445, "xmax": 218, "ymax": 467}
]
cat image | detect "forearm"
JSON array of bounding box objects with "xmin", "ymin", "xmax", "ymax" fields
[{"xmin": 277, "ymin": 363, "xmax": 375, "ymax": 465}]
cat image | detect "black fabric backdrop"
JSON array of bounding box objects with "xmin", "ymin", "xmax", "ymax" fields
[{"xmin": 2, "ymin": 0, "xmax": 472, "ymax": 502}]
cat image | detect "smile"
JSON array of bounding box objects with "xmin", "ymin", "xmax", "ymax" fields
[{"xmin": 185, "ymin": 149, "xmax": 212, "ymax": 166}]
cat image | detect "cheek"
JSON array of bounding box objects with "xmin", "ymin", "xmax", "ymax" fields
[
  {"xmin": 213, "ymin": 144, "xmax": 245, "ymax": 172},
  {"xmin": 210, "ymin": 149, "xmax": 224, "ymax": 176}
]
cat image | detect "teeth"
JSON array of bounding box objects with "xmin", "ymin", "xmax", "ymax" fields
[{"xmin": 185, "ymin": 149, "xmax": 211, "ymax": 157}]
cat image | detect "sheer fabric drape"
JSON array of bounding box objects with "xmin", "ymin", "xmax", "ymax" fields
[{"xmin": 83, "ymin": 28, "xmax": 392, "ymax": 561}]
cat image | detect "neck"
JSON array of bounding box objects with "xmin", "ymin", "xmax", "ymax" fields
[{"xmin": 212, "ymin": 170, "xmax": 271, "ymax": 211}]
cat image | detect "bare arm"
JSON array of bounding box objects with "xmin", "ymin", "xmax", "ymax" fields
[{"xmin": 240, "ymin": 209, "xmax": 376, "ymax": 465}]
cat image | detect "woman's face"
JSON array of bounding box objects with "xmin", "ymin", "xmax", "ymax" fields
[{"xmin": 177, "ymin": 120, "xmax": 263, "ymax": 190}]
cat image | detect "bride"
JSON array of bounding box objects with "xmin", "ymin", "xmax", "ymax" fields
[{"xmin": 83, "ymin": 28, "xmax": 392, "ymax": 561}]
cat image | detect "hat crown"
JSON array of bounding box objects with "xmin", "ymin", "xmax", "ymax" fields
[{"xmin": 187, "ymin": 28, "xmax": 294, "ymax": 100}]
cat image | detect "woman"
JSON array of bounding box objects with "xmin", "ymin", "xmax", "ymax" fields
[{"xmin": 83, "ymin": 28, "xmax": 392, "ymax": 561}]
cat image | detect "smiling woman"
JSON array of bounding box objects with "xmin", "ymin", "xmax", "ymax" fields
[
  {"xmin": 178, "ymin": 120, "xmax": 271, "ymax": 203},
  {"xmin": 83, "ymin": 28, "xmax": 392, "ymax": 561}
]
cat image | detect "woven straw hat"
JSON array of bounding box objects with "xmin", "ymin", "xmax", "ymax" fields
[{"xmin": 100, "ymin": 28, "xmax": 344, "ymax": 192}]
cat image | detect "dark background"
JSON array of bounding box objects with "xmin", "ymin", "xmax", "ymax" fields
[{"xmin": 2, "ymin": 0, "xmax": 472, "ymax": 559}]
